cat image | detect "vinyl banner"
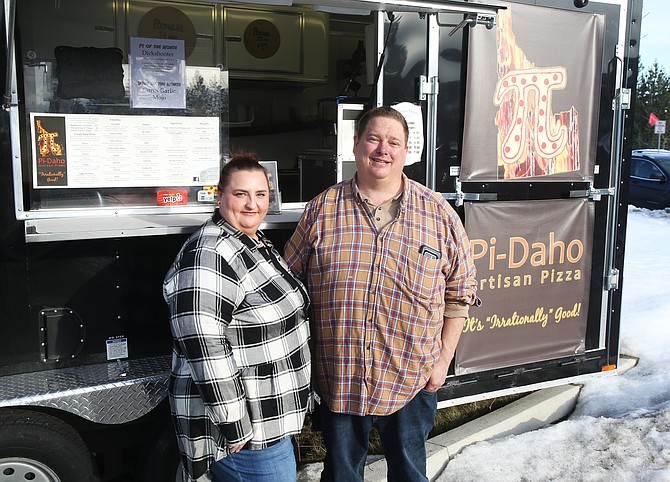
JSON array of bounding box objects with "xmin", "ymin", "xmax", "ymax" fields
[
  {"xmin": 456, "ymin": 199, "xmax": 594, "ymax": 374},
  {"xmin": 460, "ymin": 2, "xmax": 604, "ymax": 181}
]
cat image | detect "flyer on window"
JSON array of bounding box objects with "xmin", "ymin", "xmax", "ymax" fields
[{"xmin": 129, "ymin": 37, "xmax": 187, "ymax": 109}]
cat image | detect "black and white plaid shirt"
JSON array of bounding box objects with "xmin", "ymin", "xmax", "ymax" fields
[{"xmin": 163, "ymin": 213, "xmax": 311, "ymax": 481}]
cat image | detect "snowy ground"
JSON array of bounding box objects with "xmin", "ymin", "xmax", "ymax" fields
[{"xmin": 299, "ymin": 206, "xmax": 670, "ymax": 482}]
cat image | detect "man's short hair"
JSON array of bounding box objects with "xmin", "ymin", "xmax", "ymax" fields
[{"xmin": 356, "ymin": 106, "xmax": 409, "ymax": 145}]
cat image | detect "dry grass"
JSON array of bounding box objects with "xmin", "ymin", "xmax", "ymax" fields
[{"xmin": 295, "ymin": 394, "xmax": 524, "ymax": 464}]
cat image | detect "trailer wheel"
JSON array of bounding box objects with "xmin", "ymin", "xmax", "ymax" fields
[{"xmin": 0, "ymin": 409, "xmax": 99, "ymax": 482}]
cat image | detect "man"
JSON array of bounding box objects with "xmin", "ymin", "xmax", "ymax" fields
[{"xmin": 285, "ymin": 106, "xmax": 479, "ymax": 482}]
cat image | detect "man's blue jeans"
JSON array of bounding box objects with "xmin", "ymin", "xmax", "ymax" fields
[
  {"xmin": 210, "ymin": 436, "xmax": 296, "ymax": 482},
  {"xmin": 319, "ymin": 389, "xmax": 438, "ymax": 482}
]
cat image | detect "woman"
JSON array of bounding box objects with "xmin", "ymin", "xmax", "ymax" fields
[{"xmin": 163, "ymin": 152, "xmax": 311, "ymax": 482}]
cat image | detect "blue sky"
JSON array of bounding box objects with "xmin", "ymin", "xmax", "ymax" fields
[{"xmin": 638, "ymin": 0, "xmax": 670, "ymax": 71}]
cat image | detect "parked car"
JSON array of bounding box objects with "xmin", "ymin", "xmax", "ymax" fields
[{"xmin": 629, "ymin": 149, "xmax": 670, "ymax": 209}]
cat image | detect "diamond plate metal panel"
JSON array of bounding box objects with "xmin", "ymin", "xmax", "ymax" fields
[{"xmin": 0, "ymin": 355, "xmax": 171, "ymax": 424}]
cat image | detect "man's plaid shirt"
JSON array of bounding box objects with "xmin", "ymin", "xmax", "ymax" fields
[
  {"xmin": 163, "ymin": 213, "xmax": 311, "ymax": 481},
  {"xmin": 284, "ymin": 176, "xmax": 478, "ymax": 417}
]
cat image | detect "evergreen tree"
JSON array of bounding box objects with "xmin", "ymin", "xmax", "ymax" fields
[{"xmin": 634, "ymin": 60, "xmax": 670, "ymax": 149}]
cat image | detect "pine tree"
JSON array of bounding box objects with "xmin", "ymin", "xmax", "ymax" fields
[{"xmin": 634, "ymin": 60, "xmax": 670, "ymax": 149}]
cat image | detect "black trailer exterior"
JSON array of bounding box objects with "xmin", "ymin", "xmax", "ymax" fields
[{"xmin": 0, "ymin": 0, "xmax": 642, "ymax": 480}]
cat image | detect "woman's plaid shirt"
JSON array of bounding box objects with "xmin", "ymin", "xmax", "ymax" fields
[
  {"xmin": 285, "ymin": 176, "xmax": 478, "ymax": 417},
  {"xmin": 163, "ymin": 213, "xmax": 311, "ymax": 481}
]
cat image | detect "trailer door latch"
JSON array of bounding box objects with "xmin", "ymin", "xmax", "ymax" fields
[
  {"xmin": 606, "ymin": 268, "xmax": 620, "ymax": 290},
  {"xmin": 612, "ymin": 88, "xmax": 631, "ymax": 111}
]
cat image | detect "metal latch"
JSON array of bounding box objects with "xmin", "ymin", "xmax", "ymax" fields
[
  {"xmin": 570, "ymin": 186, "xmax": 615, "ymax": 200},
  {"xmin": 612, "ymin": 88, "xmax": 631, "ymax": 111},
  {"xmin": 441, "ymin": 179, "xmax": 498, "ymax": 207},
  {"xmin": 443, "ymin": 191, "xmax": 498, "ymax": 207},
  {"xmin": 448, "ymin": 13, "xmax": 496, "ymax": 36},
  {"xmin": 606, "ymin": 268, "xmax": 620, "ymax": 290}
]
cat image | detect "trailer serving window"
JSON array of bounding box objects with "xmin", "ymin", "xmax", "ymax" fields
[
  {"xmin": 9, "ymin": 0, "xmax": 232, "ymax": 241},
  {"xmin": 7, "ymin": 0, "xmax": 501, "ymax": 242}
]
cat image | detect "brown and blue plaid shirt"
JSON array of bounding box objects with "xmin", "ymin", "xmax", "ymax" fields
[
  {"xmin": 285, "ymin": 176, "xmax": 478, "ymax": 416},
  {"xmin": 164, "ymin": 212, "xmax": 311, "ymax": 481}
]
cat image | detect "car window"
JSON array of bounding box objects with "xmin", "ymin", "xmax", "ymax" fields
[{"xmin": 632, "ymin": 158, "xmax": 664, "ymax": 180}]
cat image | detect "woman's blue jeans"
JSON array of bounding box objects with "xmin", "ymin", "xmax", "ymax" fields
[
  {"xmin": 210, "ymin": 436, "xmax": 296, "ymax": 482},
  {"xmin": 319, "ymin": 389, "xmax": 438, "ymax": 482}
]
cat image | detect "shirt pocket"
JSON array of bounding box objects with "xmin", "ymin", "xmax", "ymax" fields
[{"xmin": 399, "ymin": 243, "xmax": 445, "ymax": 303}]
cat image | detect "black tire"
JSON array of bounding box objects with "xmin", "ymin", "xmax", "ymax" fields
[{"xmin": 0, "ymin": 409, "xmax": 99, "ymax": 482}]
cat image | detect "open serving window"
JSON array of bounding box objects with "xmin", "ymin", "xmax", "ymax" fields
[
  {"xmin": 8, "ymin": 0, "xmax": 502, "ymax": 242},
  {"xmin": 13, "ymin": 0, "xmax": 233, "ymax": 241}
]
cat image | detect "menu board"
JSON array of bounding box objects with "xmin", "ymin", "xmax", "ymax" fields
[{"xmin": 31, "ymin": 113, "xmax": 220, "ymax": 189}]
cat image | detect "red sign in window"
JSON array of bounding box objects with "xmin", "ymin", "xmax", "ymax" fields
[{"xmin": 156, "ymin": 189, "xmax": 188, "ymax": 206}]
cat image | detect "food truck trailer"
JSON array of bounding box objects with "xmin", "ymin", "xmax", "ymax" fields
[{"xmin": 0, "ymin": 0, "xmax": 642, "ymax": 479}]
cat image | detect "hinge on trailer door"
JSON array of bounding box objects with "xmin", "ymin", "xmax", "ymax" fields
[{"xmin": 418, "ymin": 75, "xmax": 439, "ymax": 101}]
